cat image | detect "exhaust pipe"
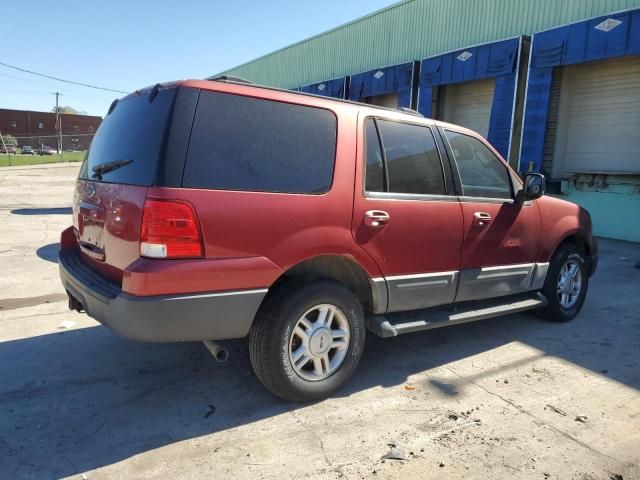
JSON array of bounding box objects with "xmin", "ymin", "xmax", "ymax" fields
[{"xmin": 203, "ymin": 340, "xmax": 229, "ymax": 363}]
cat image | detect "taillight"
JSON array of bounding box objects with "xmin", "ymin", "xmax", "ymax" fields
[{"xmin": 140, "ymin": 199, "xmax": 203, "ymax": 259}]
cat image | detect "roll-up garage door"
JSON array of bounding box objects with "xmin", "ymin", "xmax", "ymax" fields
[
  {"xmin": 558, "ymin": 56, "xmax": 640, "ymax": 174},
  {"xmin": 365, "ymin": 93, "xmax": 399, "ymax": 109},
  {"xmin": 441, "ymin": 77, "xmax": 495, "ymax": 138}
]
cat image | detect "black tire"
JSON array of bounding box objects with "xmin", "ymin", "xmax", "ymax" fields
[
  {"xmin": 249, "ymin": 279, "xmax": 366, "ymax": 402},
  {"xmin": 538, "ymin": 243, "xmax": 589, "ymax": 322}
]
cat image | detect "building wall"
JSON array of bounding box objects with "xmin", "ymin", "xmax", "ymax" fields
[
  {"xmin": 555, "ymin": 179, "xmax": 640, "ymax": 243},
  {"xmin": 541, "ymin": 67, "xmax": 563, "ymax": 175},
  {"xmin": 216, "ymin": 1, "xmax": 640, "ymax": 244},
  {"xmin": 0, "ymin": 109, "xmax": 102, "ymax": 151},
  {"xmin": 218, "ymin": 0, "xmax": 640, "ymax": 89}
]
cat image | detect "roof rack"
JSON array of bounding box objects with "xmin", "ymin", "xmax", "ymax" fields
[
  {"xmin": 207, "ymin": 75, "xmax": 254, "ymax": 84},
  {"xmin": 397, "ymin": 107, "xmax": 423, "ymax": 117},
  {"xmin": 199, "ymin": 78, "xmax": 431, "ymax": 119}
]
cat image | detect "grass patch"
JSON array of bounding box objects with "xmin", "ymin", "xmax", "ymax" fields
[{"xmin": 0, "ymin": 151, "xmax": 85, "ymax": 167}]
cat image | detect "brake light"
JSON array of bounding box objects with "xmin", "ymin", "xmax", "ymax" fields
[{"xmin": 140, "ymin": 199, "xmax": 203, "ymax": 258}]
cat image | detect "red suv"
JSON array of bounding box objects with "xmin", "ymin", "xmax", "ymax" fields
[{"xmin": 59, "ymin": 79, "xmax": 597, "ymax": 401}]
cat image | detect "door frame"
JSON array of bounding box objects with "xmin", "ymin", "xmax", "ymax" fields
[
  {"xmin": 435, "ymin": 125, "xmax": 548, "ymax": 302},
  {"xmin": 355, "ymin": 113, "xmax": 463, "ymax": 313}
]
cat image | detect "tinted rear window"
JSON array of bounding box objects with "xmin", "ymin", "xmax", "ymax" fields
[
  {"xmin": 182, "ymin": 91, "xmax": 337, "ymax": 194},
  {"xmin": 79, "ymin": 88, "xmax": 176, "ymax": 185},
  {"xmin": 376, "ymin": 120, "xmax": 445, "ymax": 195}
]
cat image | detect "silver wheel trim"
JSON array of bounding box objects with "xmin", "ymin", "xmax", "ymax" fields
[
  {"xmin": 557, "ymin": 259, "xmax": 583, "ymax": 309},
  {"xmin": 288, "ymin": 304, "xmax": 350, "ymax": 382}
]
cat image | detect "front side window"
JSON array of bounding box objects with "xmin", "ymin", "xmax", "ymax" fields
[
  {"xmin": 377, "ymin": 120, "xmax": 445, "ymax": 195},
  {"xmin": 445, "ymin": 130, "xmax": 512, "ymax": 199},
  {"xmin": 183, "ymin": 91, "xmax": 337, "ymax": 194}
]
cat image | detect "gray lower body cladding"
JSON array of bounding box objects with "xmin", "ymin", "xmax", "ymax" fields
[
  {"xmin": 59, "ymin": 248, "xmax": 266, "ymax": 342},
  {"xmin": 372, "ymin": 262, "xmax": 550, "ymax": 313}
]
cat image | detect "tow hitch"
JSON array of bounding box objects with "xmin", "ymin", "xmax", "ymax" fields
[{"xmin": 67, "ymin": 292, "xmax": 85, "ymax": 313}]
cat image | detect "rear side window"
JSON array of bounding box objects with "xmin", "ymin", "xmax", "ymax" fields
[
  {"xmin": 376, "ymin": 120, "xmax": 445, "ymax": 195},
  {"xmin": 79, "ymin": 88, "xmax": 176, "ymax": 185},
  {"xmin": 183, "ymin": 91, "xmax": 337, "ymax": 194},
  {"xmin": 365, "ymin": 119, "xmax": 385, "ymax": 192},
  {"xmin": 445, "ymin": 130, "xmax": 512, "ymax": 199}
]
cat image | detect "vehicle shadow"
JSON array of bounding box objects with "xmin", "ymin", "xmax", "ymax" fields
[
  {"xmin": 11, "ymin": 207, "xmax": 72, "ymax": 216},
  {"xmin": 1, "ymin": 308, "xmax": 638, "ymax": 478},
  {"xmin": 36, "ymin": 243, "xmax": 60, "ymax": 263},
  {"xmin": 0, "ymin": 239, "xmax": 638, "ymax": 478}
]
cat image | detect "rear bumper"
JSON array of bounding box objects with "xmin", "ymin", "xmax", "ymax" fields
[{"xmin": 59, "ymin": 248, "xmax": 267, "ymax": 342}]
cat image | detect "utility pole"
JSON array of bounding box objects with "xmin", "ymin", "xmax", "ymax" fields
[{"xmin": 53, "ymin": 92, "xmax": 62, "ymax": 153}]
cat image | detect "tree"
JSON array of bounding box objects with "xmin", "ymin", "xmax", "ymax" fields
[
  {"xmin": 0, "ymin": 133, "xmax": 18, "ymax": 146},
  {"xmin": 52, "ymin": 106, "xmax": 88, "ymax": 115}
]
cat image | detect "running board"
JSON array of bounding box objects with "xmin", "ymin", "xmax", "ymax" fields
[{"xmin": 367, "ymin": 292, "xmax": 548, "ymax": 338}]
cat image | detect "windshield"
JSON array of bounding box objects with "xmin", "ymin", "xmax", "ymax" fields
[{"xmin": 79, "ymin": 87, "xmax": 176, "ymax": 185}]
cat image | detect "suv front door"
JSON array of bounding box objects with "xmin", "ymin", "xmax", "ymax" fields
[
  {"xmin": 440, "ymin": 128, "xmax": 543, "ymax": 302},
  {"xmin": 352, "ymin": 116, "xmax": 463, "ymax": 313}
]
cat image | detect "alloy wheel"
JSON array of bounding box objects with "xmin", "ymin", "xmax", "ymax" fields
[{"xmin": 288, "ymin": 304, "xmax": 350, "ymax": 381}]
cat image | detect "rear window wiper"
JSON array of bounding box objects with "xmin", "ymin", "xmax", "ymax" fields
[{"xmin": 91, "ymin": 159, "xmax": 133, "ymax": 180}]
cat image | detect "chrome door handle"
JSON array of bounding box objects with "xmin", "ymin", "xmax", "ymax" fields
[
  {"xmin": 473, "ymin": 211, "xmax": 492, "ymax": 227},
  {"xmin": 364, "ymin": 210, "xmax": 390, "ymax": 227}
]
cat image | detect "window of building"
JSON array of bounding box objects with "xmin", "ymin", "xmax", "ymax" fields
[
  {"xmin": 376, "ymin": 120, "xmax": 445, "ymax": 195},
  {"xmin": 445, "ymin": 130, "xmax": 512, "ymax": 199},
  {"xmin": 88, "ymin": 126, "xmax": 94, "ymax": 132},
  {"xmin": 38, "ymin": 122, "xmax": 44, "ymax": 129},
  {"xmin": 74, "ymin": 125, "xmax": 80, "ymax": 132},
  {"xmin": 11, "ymin": 121, "xmax": 17, "ymax": 128},
  {"xmin": 183, "ymin": 91, "xmax": 337, "ymax": 194}
]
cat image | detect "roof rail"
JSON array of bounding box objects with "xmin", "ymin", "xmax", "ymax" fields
[
  {"xmin": 207, "ymin": 75, "xmax": 254, "ymax": 84},
  {"xmin": 397, "ymin": 107, "xmax": 423, "ymax": 117}
]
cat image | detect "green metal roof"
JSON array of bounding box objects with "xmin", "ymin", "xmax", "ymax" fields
[{"xmin": 218, "ymin": 0, "xmax": 640, "ymax": 88}]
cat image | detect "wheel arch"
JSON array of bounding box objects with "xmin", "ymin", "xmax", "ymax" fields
[
  {"xmin": 261, "ymin": 254, "xmax": 384, "ymax": 315},
  {"xmin": 553, "ymin": 230, "xmax": 592, "ymax": 258}
]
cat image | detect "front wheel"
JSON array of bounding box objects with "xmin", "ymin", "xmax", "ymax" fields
[
  {"xmin": 538, "ymin": 244, "xmax": 589, "ymax": 322},
  {"xmin": 249, "ymin": 279, "xmax": 366, "ymax": 402}
]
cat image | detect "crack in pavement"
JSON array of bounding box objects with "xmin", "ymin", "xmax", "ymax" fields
[
  {"xmin": 443, "ymin": 364, "xmax": 622, "ymax": 464},
  {"xmin": 290, "ymin": 411, "xmax": 333, "ymax": 468},
  {"xmin": 73, "ymin": 420, "xmax": 107, "ymax": 446}
]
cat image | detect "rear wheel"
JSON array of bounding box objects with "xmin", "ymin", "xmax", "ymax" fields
[
  {"xmin": 539, "ymin": 244, "xmax": 589, "ymax": 322},
  {"xmin": 249, "ymin": 279, "xmax": 366, "ymax": 402}
]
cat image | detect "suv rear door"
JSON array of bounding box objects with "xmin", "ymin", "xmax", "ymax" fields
[
  {"xmin": 352, "ymin": 115, "xmax": 463, "ymax": 313},
  {"xmin": 73, "ymin": 86, "xmax": 178, "ymax": 281},
  {"xmin": 439, "ymin": 127, "xmax": 542, "ymax": 302}
]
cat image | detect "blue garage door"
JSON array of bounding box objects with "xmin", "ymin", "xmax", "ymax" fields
[
  {"xmin": 418, "ymin": 37, "xmax": 522, "ymax": 159},
  {"xmin": 519, "ymin": 8, "xmax": 640, "ymax": 174},
  {"xmin": 299, "ymin": 77, "xmax": 348, "ymax": 99},
  {"xmin": 347, "ymin": 62, "xmax": 416, "ymax": 109}
]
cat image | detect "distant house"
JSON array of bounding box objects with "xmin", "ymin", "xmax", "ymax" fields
[{"xmin": 0, "ymin": 108, "xmax": 102, "ymax": 151}]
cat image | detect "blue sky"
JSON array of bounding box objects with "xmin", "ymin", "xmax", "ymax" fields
[{"xmin": 2, "ymin": 0, "xmax": 395, "ymax": 117}]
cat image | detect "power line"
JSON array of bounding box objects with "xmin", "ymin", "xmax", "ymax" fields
[
  {"xmin": 10, "ymin": 133, "xmax": 96, "ymax": 139},
  {"xmin": 1, "ymin": 88, "xmax": 103, "ymax": 99},
  {"xmin": 0, "ymin": 61, "xmax": 129, "ymax": 94}
]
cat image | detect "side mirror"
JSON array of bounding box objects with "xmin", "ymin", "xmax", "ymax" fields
[{"xmin": 518, "ymin": 173, "xmax": 545, "ymax": 202}]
